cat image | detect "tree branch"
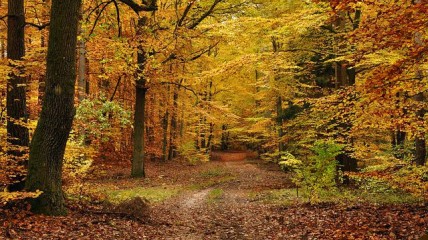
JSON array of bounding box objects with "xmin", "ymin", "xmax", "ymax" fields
[
  {"xmin": 159, "ymin": 81, "xmax": 198, "ymax": 99},
  {"xmin": 187, "ymin": 0, "xmax": 223, "ymax": 29},
  {"xmin": 112, "ymin": 0, "xmax": 122, "ymax": 37},
  {"xmin": 118, "ymin": 0, "xmax": 157, "ymax": 14},
  {"xmin": 177, "ymin": 1, "xmax": 194, "ymax": 28},
  {"xmin": 25, "ymin": 22, "xmax": 50, "ymax": 30},
  {"xmin": 278, "ymin": 48, "xmax": 342, "ymax": 56},
  {"xmin": 188, "ymin": 42, "xmax": 219, "ymax": 61},
  {"xmin": 89, "ymin": 0, "xmax": 114, "ymax": 36}
]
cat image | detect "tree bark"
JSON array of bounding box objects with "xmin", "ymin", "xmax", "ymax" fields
[
  {"xmin": 221, "ymin": 125, "xmax": 228, "ymax": 151},
  {"xmin": 132, "ymin": 82, "xmax": 147, "ymax": 176},
  {"xmin": 168, "ymin": 86, "xmax": 178, "ymax": 160},
  {"xmin": 77, "ymin": 24, "xmax": 87, "ymax": 101},
  {"xmin": 25, "ymin": 0, "xmax": 82, "ymax": 215},
  {"xmin": 414, "ymin": 93, "xmax": 426, "ymax": 166},
  {"xmin": 131, "ymin": 17, "xmax": 148, "ymax": 177},
  {"xmin": 161, "ymin": 110, "xmax": 169, "ymax": 162},
  {"xmin": 413, "ymin": 0, "xmax": 426, "ymax": 166},
  {"xmin": 276, "ymin": 96, "xmax": 285, "ymax": 153},
  {"xmin": 6, "ymin": 0, "xmax": 30, "ymax": 191}
]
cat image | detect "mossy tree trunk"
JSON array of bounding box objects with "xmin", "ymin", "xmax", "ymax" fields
[
  {"xmin": 25, "ymin": 0, "xmax": 82, "ymax": 215},
  {"xmin": 7, "ymin": 0, "xmax": 30, "ymax": 191}
]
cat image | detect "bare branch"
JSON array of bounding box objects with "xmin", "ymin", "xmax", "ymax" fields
[
  {"xmin": 118, "ymin": 0, "xmax": 157, "ymax": 14},
  {"xmin": 86, "ymin": 1, "xmax": 112, "ymax": 22},
  {"xmin": 278, "ymin": 48, "xmax": 342, "ymax": 56},
  {"xmin": 112, "ymin": 0, "xmax": 122, "ymax": 37},
  {"xmin": 25, "ymin": 22, "xmax": 50, "ymax": 30},
  {"xmin": 177, "ymin": 1, "xmax": 194, "ymax": 28},
  {"xmin": 89, "ymin": 0, "xmax": 114, "ymax": 36},
  {"xmin": 187, "ymin": 0, "xmax": 223, "ymax": 29},
  {"xmin": 159, "ymin": 81, "xmax": 198, "ymax": 98},
  {"xmin": 188, "ymin": 42, "xmax": 219, "ymax": 61}
]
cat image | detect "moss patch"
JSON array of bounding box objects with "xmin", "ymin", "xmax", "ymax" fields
[
  {"xmin": 250, "ymin": 186, "xmax": 423, "ymax": 206},
  {"xmin": 207, "ymin": 188, "xmax": 224, "ymax": 203},
  {"xmin": 104, "ymin": 186, "xmax": 182, "ymax": 204}
]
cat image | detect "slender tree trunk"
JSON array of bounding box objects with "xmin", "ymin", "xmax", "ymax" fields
[
  {"xmin": 206, "ymin": 123, "xmax": 214, "ymax": 152},
  {"xmin": 162, "ymin": 110, "xmax": 169, "ymax": 162},
  {"xmin": 414, "ymin": 92, "xmax": 426, "ymax": 166},
  {"xmin": 221, "ymin": 124, "xmax": 228, "ymax": 150},
  {"xmin": 26, "ymin": 0, "xmax": 82, "ymax": 215},
  {"xmin": 6, "ymin": 0, "xmax": 30, "ymax": 191},
  {"xmin": 168, "ymin": 84, "xmax": 179, "ymax": 160},
  {"xmin": 391, "ymin": 129, "xmax": 406, "ymax": 159},
  {"xmin": 1, "ymin": 38, "xmax": 5, "ymax": 58},
  {"xmin": 413, "ymin": 0, "xmax": 426, "ymax": 166},
  {"xmin": 276, "ymin": 96, "xmax": 285, "ymax": 153},
  {"xmin": 77, "ymin": 24, "xmax": 87, "ymax": 101},
  {"xmin": 131, "ymin": 17, "xmax": 148, "ymax": 177}
]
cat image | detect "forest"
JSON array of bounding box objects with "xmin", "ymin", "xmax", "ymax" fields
[{"xmin": 0, "ymin": 0, "xmax": 428, "ymax": 239}]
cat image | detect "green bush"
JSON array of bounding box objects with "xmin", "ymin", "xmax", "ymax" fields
[
  {"xmin": 177, "ymin": 140, "xmax": 209, "ymax": 164},
  {"xmin": 292, "ymin": 140, "xmax": 344, "ymax": 203},
  {"xmin": 279, "ymin": 151, "xmax": 302, "ymax": 171}
]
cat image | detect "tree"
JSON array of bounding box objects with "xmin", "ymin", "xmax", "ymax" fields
[
  {"xmin": 25, "ymin": 0, "xmax": 82, "ymax": 215},
  {"xmin": 6, "ymin": 0, "xmax": 29, "ymax": 191}
]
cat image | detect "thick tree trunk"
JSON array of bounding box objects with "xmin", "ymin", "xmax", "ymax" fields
[
  {"xmin": 132, "ymin": 83, "xmax": 147, "ymax": 176},
  {"xmin": 6, "ymin": 0, "xmax": 29, "ymax": 191},
  {"xmin": 26, "ymin": 0, "xmax": 82, "ymax": 215},
  {"xmin": 131, "ymin": 17, "xmax": 148, "ymax": 177}
]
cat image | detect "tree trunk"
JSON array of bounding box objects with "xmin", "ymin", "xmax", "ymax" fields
[
  {"xmin": 161, "ymin": 108, "xmax": 169, "ymax": 162},
  {"xmin": 38, "ymin": 33, "xmax": 46, "ymax": 107},
  {"xmin": 391, "ymin": 129, "xmax": 406, "ymax": 159},
  {"xmin": 414, "ymin": 93, "xmax": 426, "ymax": 166},
  {"xmin": 168, "ymin": 85, "xmax": 178, "ymax": 160},
  {"xmin": 276, "ymin": 96, "xmax": 285, "ymax": 153},
  {"xmin": 26, "ymin": 0, "xmax": 82, "ymax": 215},
  {"xmin": 132, "ymin": 82, "xmax": 147, "ymax": 176},
  {"xmin": 6, "ymin": 0, "xmax": 30, "ymax": 191},
  {"xmin": 221, "ymin": 125, "xmax": 228, "ymax": 151},
  {"xmin": 77, "ymin": 24, "xmax": 87, "ymax": 101},
  {"xmin": 131, "ymin": 17, "xmax": 148, "ymax": 177},
  {"xmin": 413, "ymin": 0, "xmax": 426, "ymax": 166}
]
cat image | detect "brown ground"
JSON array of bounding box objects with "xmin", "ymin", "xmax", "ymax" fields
[{"xmin": 1, "ymin": 152, "xmax": 427, "ymax": 239}]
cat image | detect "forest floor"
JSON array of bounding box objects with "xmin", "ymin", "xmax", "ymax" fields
[{"xmin": 1, "ymin": 151, "xmax": 428, "ymax": 239}]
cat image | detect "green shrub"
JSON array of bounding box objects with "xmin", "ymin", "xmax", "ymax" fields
[
  {"xmin": 177, "ymin": 140, "xmax": 209, "ymax": 164},
  {"xmin": 279, "ymin": 151, "xmax": 303, "ymax": 171},
  {"xmin": 292, "ymin": 140, "xmax": 344, "ymax": 203}
]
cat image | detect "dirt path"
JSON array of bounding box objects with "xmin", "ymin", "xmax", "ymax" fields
[
  {"xmin": 134, "ymin": 155, "xmax": 428, "ymax": 240},
  {"xmin": 2, "ymin": 154, "xmax": 427, "ymax": 239},
  {"xmin": 147, "ymin": 158, "xmax": 291, "ymax": 239}
]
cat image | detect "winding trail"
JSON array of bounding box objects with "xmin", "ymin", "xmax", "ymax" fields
[{"xmin": 146, "ymin": 154, "xmax": 292, "ymax": 239}]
